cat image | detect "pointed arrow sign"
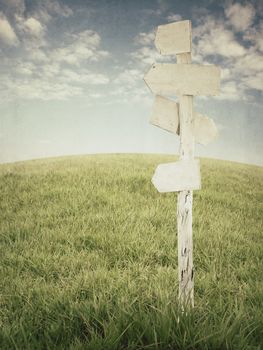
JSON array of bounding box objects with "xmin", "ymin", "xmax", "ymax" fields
[
  {"xmin": 144, "ymin": 63, "xmax": 220, "ymax": 96},
  {"xmin": 150, "ymin": 95, "xmax": 218, "ymax": 145},
  {"xmin": 155, "ymin": 20, "xmax": 191, "ymax": 55},
  {"xmin": 152, "ymin": 159, "xmax": 201, "ymax": 193},
  {"xmin": 194, "ymin": 113, "xmax": 218, "ymax": 146}
]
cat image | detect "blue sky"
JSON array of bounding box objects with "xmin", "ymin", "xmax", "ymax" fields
[{"xmin": 0, "ymin": 0, "xmax": 262, "ymax": 165}]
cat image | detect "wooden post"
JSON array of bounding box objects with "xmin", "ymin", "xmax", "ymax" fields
[
  {"xmin": 144, "ymin": 19, "xmax": 220, "ymax": 309},
  {"xmin": 176, "ymin": 53, "xmax": 195, "ymax": 308}
]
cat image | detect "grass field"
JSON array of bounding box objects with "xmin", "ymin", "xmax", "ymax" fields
[{"xmin": 0, "ymin": 154, "xmax": 262, "ymax": 350}]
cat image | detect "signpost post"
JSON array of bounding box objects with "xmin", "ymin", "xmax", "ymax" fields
[{"xmin": 144, "ymin": 20, "xmax": 221, "ymax": 308}]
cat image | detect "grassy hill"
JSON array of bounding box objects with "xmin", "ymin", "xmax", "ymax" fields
[{"xmin": 0, "ymin": 154, "xmax": 262, "ymax": 350}]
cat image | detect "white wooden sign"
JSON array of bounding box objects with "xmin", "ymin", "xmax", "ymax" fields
[
  {"xmin": 194, "ymin": 113, "xmax": 218, "ymax": 146},
  {"xmin": 150, "ymin": 96, "xmax": 218, "ymax": 145},
  {"xmin": 150, "ymin": 95, "xmax": 179, "ymax": 134},
  {"xmin": 155, "ymin": 20, "xmax": 191, "ymax": 55},
  {"xmin": 143, "ymin": 19, "xmax": 221, "ymax": 309},
  {"xmin": 152, "ymin": 159, "xmax": 201, "ymax": 193},
  {"xmin": 144, "ymin": 63, "xmax": 220, "ymax": 96}
]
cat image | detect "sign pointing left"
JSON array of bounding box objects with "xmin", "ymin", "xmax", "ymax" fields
[
  {"xmin": 155, "ymin": 20, "xmax": 191, "ymax": 55},
  {"xmin": 144, "ymin": 63, "xmax": 220, "ymax": 96},
  {"xmin": 152, "ymin": 159, "xmax": 201, "ymax": 193}
]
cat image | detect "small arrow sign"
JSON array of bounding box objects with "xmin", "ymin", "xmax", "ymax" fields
[
  {"xmin": 144, "ymin": 63, "xmax": 220, "ymax": 96},
  {"xmin": 155, "ymin": 20, "xmax": 191, "ymax": 55},
  {"xmin": 194, "ymin": 113, "xmax": 218, "ymax": 146},
  {"xmin": 152, "ymin": 159, "xmax": 201, "ymax": 193},
  {"xmin": 150, "ymin": 96, "xmax": 218, "ymax": 145}
]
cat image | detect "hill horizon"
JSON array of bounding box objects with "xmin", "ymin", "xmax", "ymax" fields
[{"xmin": 0, "ymin": 152, "xmax": 262, "ymax": 168}]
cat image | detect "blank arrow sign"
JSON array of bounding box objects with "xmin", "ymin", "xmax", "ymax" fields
[
  {"xmin": 194, "ymin": 113, "xmax": 218, "ymax": 146},
  {"xmin": 152, "ymin": 159, "xmax": 201, "ymax": 193},
  {"xmin": 150, "ymin": 96, "xmax": 218, "ymax": 145},
  {"xmin": 144, "ymin": 63, "xmax": 220, "ymax": 96}
]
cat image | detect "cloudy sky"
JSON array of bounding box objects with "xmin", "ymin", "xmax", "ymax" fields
[{"xmin": 0, "ymin": 0, "xmax": 262, "ymax": 165}]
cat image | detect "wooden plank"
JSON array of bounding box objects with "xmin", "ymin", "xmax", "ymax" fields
[
  {"xmin": 150, "ymin": 95, "xmax": 179, "ymax": 134},
  {"xmin": 152, "ymin": 159, "xmax": 201, "ymax": 193},
  {"xmin": 176, "ymin": 52, "xmax": 195, "ymax": 309},
  {"xmin": 155, "ymin": 20, "xmax": 191, "ymax": 55},
  {"xmin": 144, "ymin": 63, "xmax": 221, "ymax": 96},
  {"xmin": 150, "ymin": 96, "xmax": 218, "ymax": 145}
]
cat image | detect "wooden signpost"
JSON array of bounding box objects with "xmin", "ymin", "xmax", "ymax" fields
[
  {"xmin": 144, "ymin": 20, "xmax": 221, "ymax": 308},
  {"xmin": 150, "ymin": 96, "xmax": 218, "ymax": 145},
  {"xmin": 144, "ymin": 63, "xmax": 220, "ymax": 96},
  {"xmin": 152, "ymin": 159, "xmax": 201, "ymax": 193}
]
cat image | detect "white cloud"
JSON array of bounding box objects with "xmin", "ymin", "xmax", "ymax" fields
[
  {"xmin": 233, "ymin": 49, "xmax": 263, "ymax": 75},
  {"xmin": 0, "ymin": 22, "xmax": 111, "ymax": 103},
  {"xmin": 29, "ymin": 48, "xmax": 49, "ymax": 62},
  {"xmin": 194, "ymin": 17, "xmax": 246, "ymax": 58},
  {"xmin": 24, "ymin": 17, "xmax": 44, "ymax": 37},
  {"xmin": 131, "ymin": 45, "xmax": 172, "ymax": 65},
  {"xmin": 0, "ymin": 2, "xmax": 90, "ymax": 104},
  {"xmin": 166, "ymin": 14, "xmax": 182, "ymax": 22},
  {"xmin": 221, "ymin": 67, "xmax": 231, "ymax": 81},
  {"xmin": 218, "ymin": 81, "xmax": 240, "ymax": 101},
  {"xmin": 130, "ymin": 46, "xmax": 157, "ymax": 65},
  {"xmin": 199, "ymin": 29, "xmax": 245, "ymax": 57},
  {"xmin": 134, "ymin": 31, "xmax": 155, "ymax": 46},
  {"xmin": 52, "ymin": 30, "xmax": 109, "ymax": 66},
  {"xmin": 242, "ymin": 73, "xmax": 263, "ymax": 91},
  {"xmin": 114, "ymin": 69, "xmax": 142, "ymax": 86},
  {"xmin": 108, "ymin": 84, "xmax": 152, "ymax": 106},
  {"xmin": 60, "ymin": 69, "xmax": 109, "ymax": 85},
  {"xmin": 30, "ymin": 0, "xmax": 73, "ymax": 24},
  {"xmin": 2, "ymin": 77, "xmax": 83, "ymax": 101},
  {"xmin": 14, "ymin": 14, "xmax": 47, "ymax": 49},
  {"xmin": 0, "ymin": 60, "xmax": 110, "ymax": 102},
  {"xmin": 0, "ymin": 12, "xmax": 18, "ymax": 46},
  {"xmin": 225, "ymin": 3, "xmax": 255, "ymax": 32},
  {"xmin": 42, "ymin": 62, "xmax": 60, "ymax": 77},
  {"xmin": 15, "ymin": 62, "xmax": 35, "ymax": 75}
]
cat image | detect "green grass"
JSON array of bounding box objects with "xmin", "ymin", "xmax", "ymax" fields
[{"xmin": 0, "ymin": 154, "xmax": 262, "ymax": 350}]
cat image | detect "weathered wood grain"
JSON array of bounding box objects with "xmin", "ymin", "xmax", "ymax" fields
[
  {"xmin": 151, "ymin": 159, "xmax": 201, "ymax": 193},
  {"xmin": 144, "ymin": 19, "xmax": 221, "ymax": 309},
  {"xmin": 150, "ymin": 95, "xmax": 179, "ymax": 134},
  {"xmin": 150, "ymin": 96, "xmax": 218, "ymax": 145},
  {"xmin": 176, "ymin": 52, "xmax": 195, "ymax": 308},
  {"xmin": 155, "ymin": 20, "xmax": 191, "ymax": 55},
  {"xmin": 194, "ymin": 113, "xmax": 218, "ymax": 145},
  {"xmin": 144, "ymin": 63, "xmax": 221, "ymax": 96}
]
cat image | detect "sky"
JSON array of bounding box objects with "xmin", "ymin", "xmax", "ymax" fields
[{"xmin": 0, "ymin": 0, "xmax": 262, "ymax": 166}]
